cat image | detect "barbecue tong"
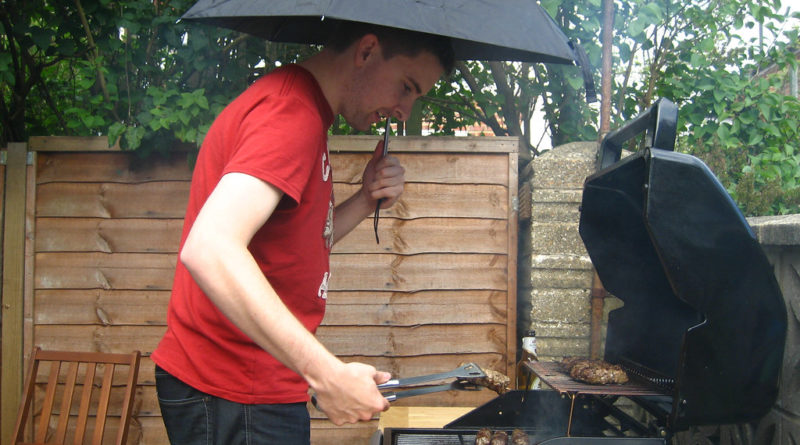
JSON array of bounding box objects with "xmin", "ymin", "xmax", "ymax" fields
[
  {"xmin": 311, "ymin": 362, "xmax": 485, "ymax": 408},
  {"xmin": 378, "ymin": 362, "xmax": 486, "ymax": 401}
]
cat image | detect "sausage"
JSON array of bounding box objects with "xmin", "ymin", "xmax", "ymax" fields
[
  {"xmin": 511, "ymin": 429, "xmax": 530, "ymax": 445},
  {"xmin": 490, "ymin": 430, "xmax": 509, "ymax": 445},
  {"xmin": 475, "ymin": 428, "xmax": 492, "ymax": 445}
]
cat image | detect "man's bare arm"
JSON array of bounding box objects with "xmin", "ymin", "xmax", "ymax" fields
[{"xmin": 180, "ymin": 172, "xmax": 389, "ymax": 424}]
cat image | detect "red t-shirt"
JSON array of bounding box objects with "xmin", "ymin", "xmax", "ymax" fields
[{"xmin": 152, "ymin": 65, "xmax": 335, "ymax": 404}]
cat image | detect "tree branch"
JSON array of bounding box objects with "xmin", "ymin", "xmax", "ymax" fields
[
  {"xmin": 74, "ymin": 0, "xmax": 120, "ymax": 121},
  {"xmin": 488, "ymin": 61, "xmax": 521, "ymax": 136},
  {"xmin": 455, "ymin": 61, "xmax": 508, "ymax": 136},
  {"xmin": 37, "ymin": 76, "xmax": 69, "ymax": 131}
]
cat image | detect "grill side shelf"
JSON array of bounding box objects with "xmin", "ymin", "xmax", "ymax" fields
[{"xmin": 525, "ymin": 361, "xmax": 667, "ymax": 396}]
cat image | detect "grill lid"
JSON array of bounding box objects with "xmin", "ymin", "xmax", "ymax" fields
[{"xmin": 579, "ymin": 147, "xmax": 787, "ymax": 429}]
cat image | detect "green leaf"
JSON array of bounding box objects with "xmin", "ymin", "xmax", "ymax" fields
[
  {"xmin": 629, "ymin": 18, "xmax": 646, "ymax": 38},
  {"xmin": 565, "ymin": 73, "xmax": 584, "ymax": 90},
  {"xmin": 29, "ymin": 27, "xmax": 54, "ymax": 50},
  {"xmin": 108, "ymin": 122, "xmax": 125, "ymax": 147},
  {"xmin": 540, "ymin": 0, "xmax": 559, "ymax": 19},
  {"xmin": 748, "ymin": 133, "xmax": 763, "ymax": 146},
  {"xmin": 641, "ymin": 2, "xmax": 664, "ymax": 23}
]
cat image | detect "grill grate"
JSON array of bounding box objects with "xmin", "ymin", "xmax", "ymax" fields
[
  {"xmin": 525, "ymin": 362, "xmax": 667, "ymax": 396},
  {"xmin": 617, "ymin": 359, "xmax": 674, "ymax": 392},
  {"xmin": 392, "ymin": 432, "xmax": 475, "ymax": 445},
  {"xmin": 386, "ymin": 428, "xmax": 555, "ymax": 445}
]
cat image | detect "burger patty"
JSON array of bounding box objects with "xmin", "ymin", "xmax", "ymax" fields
[{"xmin": 561, "ymin": 357, "xmax": 629, "ymax": 385}]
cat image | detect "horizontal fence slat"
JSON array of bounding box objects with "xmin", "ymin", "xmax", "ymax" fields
[
  {"xmin": 326, "ymin": 290, "xmax": 506, "ymax": 306},
  {"xmin": 36, "ymin": 182, "xmax": 190, "ymax": 218},
  {"xmin": 328, "ymin": 135, "xmax": 520, "ymax": 154},
  {"xmin": 35, "ymin": 253, "xmax": 177, "ymax": 290},
  {"xmin": 34, "ymin": 324, "xmax": 505, "ymax": 357},
  {"xmin": 336, "ymin": 183, "xmax": 508, "ymax": 219},
  {"xmin": 331, "ymin": 152, "xmax": 509, "ymax": 185},
  {"xmin": 37, "ymin": 152, "xmax": 192, "ymax": 183},
  {"xmin": 335, "ymin": 218, "xmax": 507, "ymax": 254},
  {"xmin": 35, "ymin": 252, "xmax": 506, "ymax": 292},
  {"xmin": 34, "ymin": 290, "xmax": 170, "ymax": 325},
  {"xmin": 330, "ymin": 253, "xmax": 508, "ymax": 292},
  {"xmin": 36, "ymin": 217, "xmax": 505, "ymax": 255},
  {"xmin": 36, "ymin": 217, "xmax": 183, "ymax": 253},
  {"xmin": 28, "ymin": 136, "xmax": 122, "ymax": 152},
  {"xmin": 35, "ymin": 289, "xmax": 505, "ymax": 327},
  {"xmin": 317, "ymin": 324, "xmax": 506, "ymax": 356},
  {"xmin": 36, "ymin": 182, "xmax": 505, "ymax": 220}
]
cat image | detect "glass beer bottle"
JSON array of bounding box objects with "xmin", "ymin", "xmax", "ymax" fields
[{"xmin": 516, "ymin": 330, "xmax": 540, "ymax": 390}]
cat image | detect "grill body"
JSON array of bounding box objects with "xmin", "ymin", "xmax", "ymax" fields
[{"xmin": 580, "ymin": 148, "xmax": 786, "ymax": 430}]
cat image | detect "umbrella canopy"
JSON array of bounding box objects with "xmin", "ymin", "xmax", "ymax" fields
[{"xmin": 181, "ymin": 0, "xmax": 577, "ymax": 65}]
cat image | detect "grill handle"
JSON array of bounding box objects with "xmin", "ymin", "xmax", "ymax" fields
[{"xmin": 597, "ymin": 97, "xmax": 678, "ymax": 170}]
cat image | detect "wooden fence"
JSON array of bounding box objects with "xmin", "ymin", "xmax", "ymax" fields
[{"xmin": 0, "ymin": 135, "xmax": 519, "ymax": 445}]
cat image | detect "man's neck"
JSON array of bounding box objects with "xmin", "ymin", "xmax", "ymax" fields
[{"xmin": 299, "ymin": 50, "xmax": 350, "ymax": 117}]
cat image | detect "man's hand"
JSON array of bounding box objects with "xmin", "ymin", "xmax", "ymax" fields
[
  {"xmin": 332, "ymin": 139, "xmax": 407, "ymax": 244},
  {"xmin": 361, "ymin": 139, "xmax": 405, "ymax": 208},
  {"xmin": 310, "ymin": 361, "xmax": 391, "ymax": 425}
]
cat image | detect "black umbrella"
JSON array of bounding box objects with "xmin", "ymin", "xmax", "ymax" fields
[{"xmin": 181, "ymin": 0, "xmax": 580, "ymax": 65}]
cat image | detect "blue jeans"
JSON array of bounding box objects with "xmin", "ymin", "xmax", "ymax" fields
[{"xmin": 155, "ymin": 366, "xmax": 310, "ymax": 445}]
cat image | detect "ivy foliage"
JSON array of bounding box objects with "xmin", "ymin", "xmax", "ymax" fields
[{"xmin": 1, "ymin": 0, "xmax": 798, "ymax": 215}]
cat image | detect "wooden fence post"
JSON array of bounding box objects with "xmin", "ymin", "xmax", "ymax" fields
[{"xmin": 1, "ymin": 143, "xmax": 29, "ymax": 445}]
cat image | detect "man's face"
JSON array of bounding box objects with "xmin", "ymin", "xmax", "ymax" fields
[{"xmin": 341, "ymin": 42, "xmax": 444, "ymax": 132}]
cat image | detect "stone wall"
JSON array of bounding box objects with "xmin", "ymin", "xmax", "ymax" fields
[
  {"xmin": 517, "ymin": 142, "xmax": 598, "ymax": 361},
  {"xmin": 749, "ymin": 215, "xmax": 800, "ymax": 445}
]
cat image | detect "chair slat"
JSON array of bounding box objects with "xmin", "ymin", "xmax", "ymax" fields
[
  {"xmin": 35, "ymin": 361, "xmax": 62, "ymax": 443},
  {"xmin": 115, "ymin": 352, "xmax": 141, "ymax": 445},
  {"xmin": 71, "ymin": 362, "xmax": 96, "ymax": 445},
  {"xmin": 91, "ymin": 364, "xmax": 115, "ymax": 445},
  {"xmin": 54, "ymin": 361, "xmax": 79, "ymax": 443}
]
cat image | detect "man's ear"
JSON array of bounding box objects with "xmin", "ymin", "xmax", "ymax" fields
[{"xmin": 354, "ymin": 33, "xmax": 380, "ymax": 67}]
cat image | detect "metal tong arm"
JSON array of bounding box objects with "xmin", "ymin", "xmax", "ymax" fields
[
  {"xmin": 311, "ymin": 362, "xmax": 485, "ymax": 409},
  {"xmin": 377, "ymin": 362, "xmax": 485, "ymax": 389},
  {"xmin": 383, "ymin": 380, "xmax": 480, "ymax": 402}
]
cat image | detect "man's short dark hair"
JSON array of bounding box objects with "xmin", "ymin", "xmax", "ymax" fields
[{"xmin": 326, "ymin": 22, "xmax": 455, "ymax": 74}]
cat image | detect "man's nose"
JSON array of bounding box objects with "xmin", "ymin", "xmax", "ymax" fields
[{"xmin": 392, "ymin": 99, "xmax": 416, "ymax": 122}]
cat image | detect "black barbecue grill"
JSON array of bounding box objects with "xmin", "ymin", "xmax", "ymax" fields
[{"xmin": 381, "ymin": 98, "xmax": 787, "ymax": 445}]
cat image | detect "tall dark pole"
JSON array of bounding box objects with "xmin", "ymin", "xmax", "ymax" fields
[
  {"xmin": 599, "ymin": 0, "xmax": 615, "ymax": 136},
  {"xmin": 591, "ymin": 0, "xmax": 615, "ymax": 360}
]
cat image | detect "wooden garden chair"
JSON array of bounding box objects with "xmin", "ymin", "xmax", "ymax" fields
[{"xmin": 11, "ymin": 348, "xmax": 141, "ymax": 445}]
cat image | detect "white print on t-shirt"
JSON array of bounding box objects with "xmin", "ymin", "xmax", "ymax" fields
[
  {"xmin": 323, "ymin": 199, "xmax": 334, "ymax": 249},
  {"xmin": 321, "ymin": 152, "xmax": 330, "ymax": 182},
  {"xmin": 318, "ymin": 272, "xmax": 330, "ymax": 300}
]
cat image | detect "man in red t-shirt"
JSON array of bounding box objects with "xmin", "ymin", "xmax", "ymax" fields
[{"xmin": 151, "ymin": 23, "xmax": 454, "ymax": 444}]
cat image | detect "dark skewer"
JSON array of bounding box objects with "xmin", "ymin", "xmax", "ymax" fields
[{"xmin": 373, "ymin": 118, "xmax": 391, "ymax": 244}]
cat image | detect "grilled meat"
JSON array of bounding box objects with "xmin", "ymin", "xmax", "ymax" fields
[
  {"xmin": 490, "ymin": 430, "xmax": 509, "ymax": 445},
  {"xmin": 511, "ymin": 429, "xmax": 530, "ymax": 445},
  {"xmin": 562, "ymin": 357, "xmax": 629, "ymax": 385},
  {"xmin": 465, "ymin": 367, "xmax": 511, "ymax": 394},
  {"xmin": 475, "ymin": 428, "xmax": 492, "ymax": 445},
  {"xmin": 560, "ymin": 356, "xmax": 583, "ymax": 370}
]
